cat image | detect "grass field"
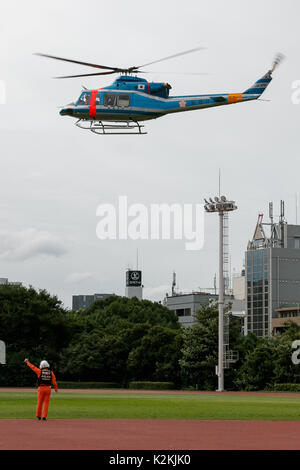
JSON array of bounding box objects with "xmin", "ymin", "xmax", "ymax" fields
[{"xmin": 1, "ymin": 390, "xmax": 300, "ymax": 420}]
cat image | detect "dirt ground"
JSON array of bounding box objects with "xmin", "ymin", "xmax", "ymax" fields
[{"xmin": 1, "ymin": 418, "xmax": 300, "ymax": 450}]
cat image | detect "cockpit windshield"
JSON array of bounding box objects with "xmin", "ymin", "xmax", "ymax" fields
[{"xmin": 77, "ymin": 92, "xmax": 90, "ymax": 106}]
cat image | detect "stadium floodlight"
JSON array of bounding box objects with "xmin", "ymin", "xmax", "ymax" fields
[
  {"xmin": 204, "ymin": 195, "xmax": 237, "ymax": 392},
  {"xmin": 224, "ymin": 202, "xmax": 234, "ymax": 211},
  {"xmin": 204, "ymin": 196, "xmax": 237, "ymax": 214}
]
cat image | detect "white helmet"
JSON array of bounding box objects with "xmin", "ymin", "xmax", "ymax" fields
[{"xmin": 39, "ymin": 360, "xmax": 50, "ymax": 369}]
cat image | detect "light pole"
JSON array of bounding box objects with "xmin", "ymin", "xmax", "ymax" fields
[{"xmin": 204, "ymin": 196, "xmax": 237, "ymax": 392}]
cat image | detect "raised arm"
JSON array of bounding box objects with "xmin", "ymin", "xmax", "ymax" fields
[{"xmin": 24, "ymin": 358, "xmax": 41, "ymax": 377}]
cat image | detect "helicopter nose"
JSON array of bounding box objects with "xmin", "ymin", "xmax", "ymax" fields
[{"xmin": 59, "ymin": 107, "xmax": 74, "ymax": 116}]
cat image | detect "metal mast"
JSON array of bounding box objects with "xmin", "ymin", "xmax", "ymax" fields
[
  {"xmin": 204, "ymin": 195, "xmax": 237, "ymax": 392},
  {"xmin": 223, "ymin": 212, "xmax": 230, "ymax": 293},
  {"xmin": 172, "ymin": 271, "xmax": 176, "ymax": 296}
]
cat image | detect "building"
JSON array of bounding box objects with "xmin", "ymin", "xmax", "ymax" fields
[
  {"xmin": 232, "ymin": 269, "xmax": 246, "ymax": 301},
  {"xmin": 72, "ymin": 293, "xmax": 115, "ymax": 311},
  {"xmin": 272, "ymin": 306, "xmax": 300, "ymax": 334},
  {"xmin": 165, "ymin": 291, "xmax": 244, "ymax": 328},
  {"xmin": 246, "ymin": 201, "xmax": 300, "ymax": 337},
  {"xmin": 0, "ymin": 278, "xmax": 22, "ymax": 286},
  {"xmin": 165, "ymin": 292, "xmax": 218, "ymax": 327},
  {"xmin": 232, "ymin": 269, "xmax": 247, "ymax": 333},
  {"xmin": 125, "ymin": 269, "xmax": 143, "ymax": 300}
]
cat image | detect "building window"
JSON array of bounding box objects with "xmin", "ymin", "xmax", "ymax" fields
[
  {"xmin": 176, "ymin": 309, "xmax": 184, "ymax": 317},
  {"xmin": 175, "ymin": 308, "xmax": 191, "ymax": 317},
  {"xmin": 295, "ymin": 238, "xmax": 300, "ymax": 249}
]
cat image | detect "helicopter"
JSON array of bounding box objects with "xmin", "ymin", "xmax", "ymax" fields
[{"xmin": 36, "ymin": 48, "xmax": 284, "ymax": 135}]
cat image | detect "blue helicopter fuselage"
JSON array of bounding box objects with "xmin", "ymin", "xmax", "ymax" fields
[{"xmin": 60, "ymin": 72, "xmax": 273, "ymax": 122}]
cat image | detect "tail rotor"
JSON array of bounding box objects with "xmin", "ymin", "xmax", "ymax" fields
[{"xmin": 270, "ymin": 52, "xmax": 285, "ymax": 74}]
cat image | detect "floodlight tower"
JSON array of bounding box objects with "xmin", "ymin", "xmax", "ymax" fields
[{"xmin": 204, "ymin": 195, "xmax": 237, "ymax": 392}]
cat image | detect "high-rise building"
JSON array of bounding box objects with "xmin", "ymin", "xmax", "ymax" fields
[{"xmin": 246, "ymin": 201, "xmax": 300, "ymax": 337}]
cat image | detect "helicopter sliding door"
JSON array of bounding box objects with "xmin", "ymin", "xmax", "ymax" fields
[
  {"xmin": 101, "ymin": 93, "xmax": 131, "ymax": 120},
  {"xmin": 103, "ymin": 93, "xmax": 130, "ymax": 108}
]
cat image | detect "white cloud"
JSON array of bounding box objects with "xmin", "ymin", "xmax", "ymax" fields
[
  {"xmin": 65, "ymin": 272, "xmax": 93, "ymax": 283},
  {"xmin": 143, "ymin": 285, "xmax": 170, "ymax": 300},
  {"xmin": 0, "ymin": 228, "xmax": 67, "ymax": 261}
]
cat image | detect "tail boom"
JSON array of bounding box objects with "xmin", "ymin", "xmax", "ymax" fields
[{"xmin": 243, "ymin": 71, "xmax": 273, "ymax": 98}]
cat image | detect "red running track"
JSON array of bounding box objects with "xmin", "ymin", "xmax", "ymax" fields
[{"xmin": 1, "ymin": 419, "xmax": 300, "ymax": 450}]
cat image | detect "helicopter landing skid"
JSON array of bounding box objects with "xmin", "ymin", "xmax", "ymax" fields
[{"xmin": 75, "ymin": 119, "xmax": 147, "ymax": 135}]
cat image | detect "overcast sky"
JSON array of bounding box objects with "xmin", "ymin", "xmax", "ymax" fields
[{"xmin": 0, "ymin": 0, "xmax": 299, "ymax": 309}]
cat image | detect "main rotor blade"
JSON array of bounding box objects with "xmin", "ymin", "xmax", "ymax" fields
[
  {"xmin": 54, "ymin": 71, "xmax": 117, "ymax": 79},
  {"xmin": 140, "ymin": 70, "xmax": 210, "ymax": 75},
  {"xmin": 35, "ymin": 53, "xmax": 121, "ymax": 72},
  {"xmin": 137, "ymin": 46, "xmax": 206, "ymax": 69}
]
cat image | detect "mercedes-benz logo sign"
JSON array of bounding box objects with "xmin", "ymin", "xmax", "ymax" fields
[{"xmin": 131, "ymin": 272, "xmax": 140, "ymax": 281}]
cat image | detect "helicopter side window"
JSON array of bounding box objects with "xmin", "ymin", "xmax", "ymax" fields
[
  {"xmin": 117, "ymin": 94, "xmax": 130, "ymax": 107},
  {"xmin": 95, "ymin": 94, "xmax": 101, "ymax": 105},
  {"xmin": 104, "ymin": 94, "xmax": 117, "ymax": 107},
  {"xmin": 77, "ymin": 92, "xmax": 90, "ymax": 106}
]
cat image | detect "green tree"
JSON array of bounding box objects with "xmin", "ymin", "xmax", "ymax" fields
[
  {"xmin": 179, "ymin": 302, "xmax": 247, "ymax": 390},
  {"xmin": 233, "ymin": 338, "xmax": 276, "ymax": 390},
  {"xmin": 127, "ymin": 326, "xmax": 183, "ymax": 385},
  {"xmin": 59, "ymin": 329, "xmax": 129, "ymax": 383},
  {"xmin": 272, "ymin": 322, "xmax": 300, "ymax": 385},
  {"xmin": 59, "ymin": 296, "xmax": 181, "ymax": 385},
  {"xmin": 84, "ymin": 296, "xmax": 179, "ymax": 330},
  {"xmin": 233, "ymin": 323, "xmax": 300, "ymax": 390},
  {"xmin": 179, "ymin": 302, "xmax": 219, "ymax": 390},
  {"xmin": 0, "ymin": 285, "xmax": 71, "ymax": 386}
]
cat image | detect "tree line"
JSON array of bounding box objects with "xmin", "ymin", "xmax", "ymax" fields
[{"xmin": 0, "ymin": 284, "xmax": 299, "ymax": 390}]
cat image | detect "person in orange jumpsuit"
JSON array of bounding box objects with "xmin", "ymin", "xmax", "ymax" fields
[{"xmin": 24, "ymin": 358, "xmax": 58, "ymax": 420}]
